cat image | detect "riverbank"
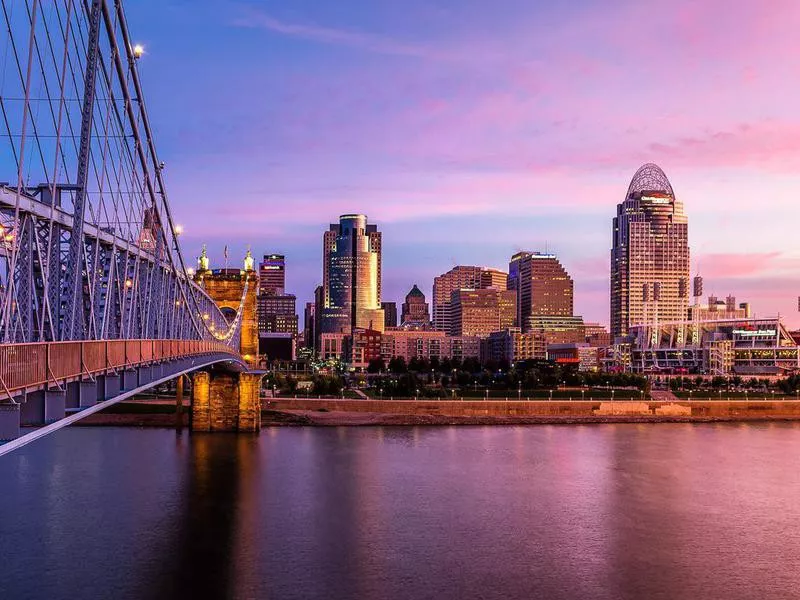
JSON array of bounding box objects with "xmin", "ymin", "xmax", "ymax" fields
[{"xmin": 71, "ymin": 398, "xmax": 800, "ymax": 428}]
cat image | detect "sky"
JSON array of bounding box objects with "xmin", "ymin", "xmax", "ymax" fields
[{"xmin": 126, "ymin": 0, "xmax": 800, "ymax": 328}]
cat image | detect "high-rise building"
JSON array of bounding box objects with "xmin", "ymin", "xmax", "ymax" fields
[
  {"xmin": 610, "ymin": 163, "xmax": 690, "ymax": 338},
  {"xmin": 432, "ymin": 266, "xmax": 508, "ymax": 332},
  {"xmin": 527, "ymin": 315, "xmax": 585, "ymax": 345},
  {"xmin": 381, "ymin": 301, "xmax": 398, "ymax": 328},
  {"xmin": 401, "ymin": 284, "xmax": 430, "ymax": 327},
  {"xmin": 482, "ymin": 328, "xmax": 547, "ymax": 364},
  {"xmin": 449, "ymin": 289, "xmax": 516, "ymax": 338},
  {"xmin": 303, "ymin": 302, "xmax": 316, "ymax": 349},
  {"xmin": 380, "ymin": 329, "xmax": 481, "ymax": 363},
  {"xmin": 320, "ymin": 214, "xmax": 385, "ymax": 340},
  {"xmin": 256, "ymin": 252, "xmax": 296, "ymax": 336},
  {"xmin": 508, "ymin": 252, "xmax": 573, "ymax": 331},
  {"xmin": 257, "ymin": 294, "xmax": 298, "ymax": 334},
  {"xmin": 259, "ymin": 254, "xmax": 285, "ymax": 295},
  {"xmin": 584, "ymin": 322, "xmax": 611, "ymax": 347},
  {"xmin": 313, "ymin": 285, "xmax": 324, "ymax": 352}
]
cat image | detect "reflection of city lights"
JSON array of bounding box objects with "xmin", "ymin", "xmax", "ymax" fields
[{"xmin": 133, "ymin": 44, "xmax": 144, "ymax": 58}]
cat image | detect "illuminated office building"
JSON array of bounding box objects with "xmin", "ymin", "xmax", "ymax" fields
[
  {"xmin": 611, "ymin": 163, "xmax": 690, "ymax": 338},
  {"xmin": 320, "ymin": 214, "xmax": 385, "ymax": 337},
  {"xmin": 432, "ymin": 266, "xmax": 508, "ymax": 332},
  {"xmin": 508, "ymin": 252, "xmax": 573, "ymax": 330},
  {"xmin": 258, "ymin": 253, "xmax": 285, "ymax": 295},
  {"xmin": 448, "ymin": 289, "xmax": 516, "ymax": 338}
]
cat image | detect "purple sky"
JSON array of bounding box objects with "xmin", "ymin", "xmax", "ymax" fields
[{"xmin": 129, "ymin": 0, "xmax": 800, "ymax": 327}]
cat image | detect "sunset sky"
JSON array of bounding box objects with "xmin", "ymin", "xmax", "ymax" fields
[{"xmin": 128, "ymin": 0, "xmax": 800, "ymax": 327}]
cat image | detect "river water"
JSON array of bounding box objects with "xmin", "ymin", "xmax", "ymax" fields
[{"xmin": 2, "ymin": 424, "xmax": 800, "ymax": 599}]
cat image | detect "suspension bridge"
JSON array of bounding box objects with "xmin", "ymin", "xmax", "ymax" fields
[{"xmin": 0, "ymin": 0, "xmax": 259, "ymax": 453}]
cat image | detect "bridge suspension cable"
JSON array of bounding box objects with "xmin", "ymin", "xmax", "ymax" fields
[{"xmin": 0, "ymin": 0, "xmax": 240, "ymax": 345}]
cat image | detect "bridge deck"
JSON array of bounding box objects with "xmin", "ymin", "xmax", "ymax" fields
[{"xmin": 0, "ymin": 340, "xmax": 240, "ymax": 399}]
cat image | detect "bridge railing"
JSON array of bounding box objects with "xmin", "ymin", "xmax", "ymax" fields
[{"xmin": 0, "ymin": 340, "xmax": 240, "ymax": 398}]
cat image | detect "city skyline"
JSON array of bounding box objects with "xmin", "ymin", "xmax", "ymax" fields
[{"xmin": 127, "ymin": 0, "xmax": 800, "ymax": 327}]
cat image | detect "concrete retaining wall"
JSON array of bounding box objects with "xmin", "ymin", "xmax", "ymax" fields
[{"xmin": 267, "ymin": 398, "xmax": 800, "ymax": 419}]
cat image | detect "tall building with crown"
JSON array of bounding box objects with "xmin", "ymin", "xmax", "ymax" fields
[{"xmin": 610, "ymin": 163, "xmax": 690, "ymax": 339}]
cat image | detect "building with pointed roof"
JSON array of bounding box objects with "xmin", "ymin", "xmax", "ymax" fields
[{"xmin": 401, "ymin": 284, "xmax": 431, "ymax": 328}]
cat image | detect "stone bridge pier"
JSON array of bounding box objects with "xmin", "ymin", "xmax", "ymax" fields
[{"xmin": 191, "ymin": 371, "xmax": 262, "ymax": 432}]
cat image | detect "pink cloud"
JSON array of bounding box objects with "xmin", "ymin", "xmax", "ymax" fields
[
  {"xmin": 231, "ymin": 9, "xmax": 434, "ymax": 58},
  {"xmin": 700, "ymin": 252, "xmax": 782, "ymax": 279}
]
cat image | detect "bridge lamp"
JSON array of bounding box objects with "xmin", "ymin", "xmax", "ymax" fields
[
  {"xmin": 186, "ymin": 267, "xmax": 195, "ymax": 277},
  {"xmin": 124, "ymin": 279, "xmax": 133, "ymax": 289},
  {"xmin": 133, "ymin": 44, "xmax": 145, "ymax": 59},
  {"xmin": 174, "ymin": 224, "xmax": 184, "ymax": 236}
]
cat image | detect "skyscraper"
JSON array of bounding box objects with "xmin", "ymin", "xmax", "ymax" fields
[
  {"xmin": 448, "ymin": 289, "xmax": 517, "ymax": 338},
  {"xmin": 508, "ymin": 252, "xmax": 573, "ymax": 330},
  {"xmin": 320, "ymin": 214, "xmax": 385, "ymax": 336},
  {"xmin": 401, "ymin": 284, "xmax": 430, "ymax": 327},
  {"xmin": 303, "ymin": 302, "xmax": 316, "ymax": 349},
  {"xmin": 381, "ymin": 301, "xmax": 398, "ymax": 328},
  {"xmin": 610, "ymin": 163, "xmax": 690, "ymax": 338},
  {"xmin": 259, "ymin": 254, "xmax": 285, "ymax": 295},
  {"xmin": 432, "ymin": 266, "xmax": 508, "ymax": 332},
  {"xmin": 257, "ymin": 294, "xmax": 297, "ymax": 334}
]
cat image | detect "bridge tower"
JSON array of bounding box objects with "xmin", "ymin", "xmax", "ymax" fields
[
  {"xmin": 193, "ymin": 248, "xmax": 259, "ymax": 367},
  {"xmin": 188, "ymin": 248, "xmax": 262, "ymax": 433}
]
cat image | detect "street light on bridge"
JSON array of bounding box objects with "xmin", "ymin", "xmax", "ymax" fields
[{"xmin": 133, "ymin": 44, "xmax": 145, "ymax": 59}]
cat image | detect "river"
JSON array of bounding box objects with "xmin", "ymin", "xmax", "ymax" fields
[{"xmin": 2, "ymin": 423, "xmax": 800, "ymax": 599}]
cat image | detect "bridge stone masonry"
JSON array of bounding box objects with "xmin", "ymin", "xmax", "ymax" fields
[
  {"xmin": 190, "ymin": 256, "xmax": 263, "ymax": 432},
  {"xmin": 193, "ymin": 252, "xmax": 260, "ymax": 368},
  {"xmin": 191, "ymin": 372, "xmax": 262, "ymax": 432}
]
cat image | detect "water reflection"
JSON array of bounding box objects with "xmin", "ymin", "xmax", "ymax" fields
[
  {"xmin": 149, "ymin": 434, "xmax": 248, "ymax": 599},
  {"xmin": 3, "ymin": 424, "xmax": 800, "ymax": 600}
]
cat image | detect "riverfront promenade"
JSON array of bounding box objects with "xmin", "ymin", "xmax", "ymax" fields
[
  {"xmin": 264, "ymin": 397, "xmax": 800, "ymax": 423},
  {"xmin": 71, "ymin": 396, "xmax": 800, "ymax": 428}
]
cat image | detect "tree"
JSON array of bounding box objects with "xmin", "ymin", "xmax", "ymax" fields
[
  {"xmin": 388, "ymin": 356, "xmax": 407, "ymax": 374},
  {"xmin": 408, "ymin": 356, "xmax": 430, "ymax": 372},
  {"xmin": 462, "ymin": 357, "xmax": 481, "ymax": 374},
  {"xmin": 367, "ymin": 357, "xmax": 385, "ymax": 374}
]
